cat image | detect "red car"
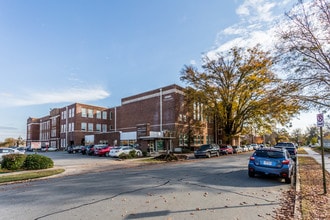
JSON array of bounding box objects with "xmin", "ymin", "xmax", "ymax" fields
[
  {"xmin": 220, "ymin": 145, "xmax": 234, "ymax": 155},
  {"xmin": 94, "ymin": 145, "xmax": 114, "ymax": 157}
]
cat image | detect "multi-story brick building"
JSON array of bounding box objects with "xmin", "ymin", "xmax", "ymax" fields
[{"xmin": 26, "ymin": 84, "xmax": 215, "ymax": 152}]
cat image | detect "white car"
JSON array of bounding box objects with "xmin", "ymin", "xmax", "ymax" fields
[
  {"xmin": 0, "ymin": 148, "xmax": 24, "ymax": 162},
  {"xmin": 109, "ymin": 146, "xmax": 142, "ymax": 157},
  {"xmin": 41, "ymin": 147, "xmax": 58, "ymax": 152}
]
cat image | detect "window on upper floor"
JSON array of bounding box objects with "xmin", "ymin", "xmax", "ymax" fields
[
  {"xmin": 96, "ymin": 110, "xmax": 101, "ymax": 119},
  {"xmin": 96, "ymin": 124, "xmax": 101, "ymax": 132},
  {"xmin": 88, "ymin": 123, "xmax": 93, "ymax": 131},
  {"xmin": 102, "ymin": 111, "xmax": 107, "ymax": 120},
  {"xmin": 81, "ymin": 108, "xmax": 87, "ymax": 117},
  {"xmin": 81, "ymin": 122, "xmax": 86, "ymax": 131},
  {"xmin": 88, "ymin": 109, "xmax": 93, "ymax": 118},
  {"xmin": 102, "ymin": 124, "xmax": 107, "ymax": 132}
]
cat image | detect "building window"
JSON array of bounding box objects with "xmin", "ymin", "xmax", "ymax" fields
[
  {"xmin": 193, "ymin": 102, "xmax": 203, "ymax": 121},
  {"xmin": 88, "ymin": 123, "xmax": 93, "ymax": 131},
  {"xmin": 88, "ymin": 109, "xmax": 93, "ymax": 118},
  {"xmin": 71, "ymin": 107, "xmax": 75, "ymax": 118},
  {"xmin": 68, "ymin": 123, "xmax": 74, "ymax": 132},
  {"xmin": 179, "ymin": 134, "xmax": 188, "ymax": 146},
  {"xmin": 51, "ymin": 117, "xmax": 57, "ymax": 126},
  {"xmin": 96, "ymin": 110, "xmax": 101, "ymax": 119},
  {"xmin": 51, "ymin": 129, "xmax": 56, "ymax": 137},
  {"xmin": 110, "ymin": 111, "xmax": 112, "ymax": 120},
  {"xmin": 102, "ymin": 124, "xmax": 107, "ymax": 132},
  {"xmin": 62, "ymin": 110, "xmax": 67, "ymax": 119},
  {"xmin": 96, "ymin": 124, "xmax": 101, "ymax": 132},
  {"xmin": 81, "ymin": 122, "xmax": 86, "ymax": 131},
  {"xmin": 81, "ymin": 108, "xmax": 87, "ymax": 117},
  {"xmin": 102, "ymin": 111, "xmax": 107, "ymax": 120}
]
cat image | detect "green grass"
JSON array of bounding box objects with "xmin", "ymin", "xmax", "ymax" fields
[{"xmin": 0, "ymin": 169, "xmax": 65, "ymax": 184}]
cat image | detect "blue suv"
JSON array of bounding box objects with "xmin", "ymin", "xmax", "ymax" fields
[{"xmin": 248, "ymin": 147, "xmax": 295, "ymax": 184}]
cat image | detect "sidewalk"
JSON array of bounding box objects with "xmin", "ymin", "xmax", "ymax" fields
[{"xmin": 300, "ymin": 146, "xmax": 330, "ymax": 173}]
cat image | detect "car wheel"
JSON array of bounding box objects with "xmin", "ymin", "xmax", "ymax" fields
[
  {"xmin": 285, "ymin": 177, "xmax": 291, "ymax": 184},
  {"xmin": 216, "ymin": 152, "xmax": 219, "ymax": 157},
  {"xmin": 195, "ymin": 156, "xmax": 199, "ymax": 159},
  {"xmin": 207, "ymin": 152, "xmax": 211, "ymax": 158},
  {"xmin": 248, "ymin": 171, "xmax": 255, "ymax": 177},
  {"xmin": 105, "ymin": 152, "xmax": 109, "ymax": 157}
]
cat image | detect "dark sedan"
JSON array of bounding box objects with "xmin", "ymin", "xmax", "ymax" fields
[{"xmin": 194, "ymin": 144, "xmax": 220, "ymax": 158}]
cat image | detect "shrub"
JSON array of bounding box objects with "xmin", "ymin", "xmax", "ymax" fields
[
  {"xmin": 24, "ymin": 154, "xmax": 54, "ymax": 170},
  {"xmin": 1, "ymin": 154, "xmax": 27, "ymax": 170},
  {"xmin": 118, "ymin": 153, "xmax": 130, "ymax": 159},
  {"xmin": 129, "ymin": 150, "xmax": 137, "ymax": 158}
]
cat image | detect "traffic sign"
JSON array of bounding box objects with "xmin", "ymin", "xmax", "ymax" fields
[{"xmin": 317, "ymin": 113, "xmax": 324, "ymax": 127}]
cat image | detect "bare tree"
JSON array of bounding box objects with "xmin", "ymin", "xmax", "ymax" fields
[{"xmin": 277, "ymin": 0, "xmax": 330, "ymax": 108}]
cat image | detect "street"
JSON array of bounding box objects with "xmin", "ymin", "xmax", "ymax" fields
[{"xmin": 0, "ymin": 152, "xmax": 291, "ymax": 220}]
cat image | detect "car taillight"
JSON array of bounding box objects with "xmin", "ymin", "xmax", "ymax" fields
[
  {"xmin": 250, "ymin": 156, "xmax": 255, "ymax": 161},
  {"xmin": 282, "ymin": 160, "xmax": 290, "ymax": 165}
]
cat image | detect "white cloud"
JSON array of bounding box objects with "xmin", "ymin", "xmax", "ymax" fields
[
  {"xmin": 207, "ymin": 0, "xmax": 293, "ymax": 58},
  {"xmin": 0, "ymin": 86, "xmax": 110, "ymax": 107}
]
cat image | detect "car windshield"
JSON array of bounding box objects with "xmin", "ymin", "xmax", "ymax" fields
[
  {"xmin": 199, "ymin": 145, "xmax": 211, "ymax": 150},
  {"xmin": 276, "ymin": 143, "xmax": 294, "ymax": 147},
  {"xmin": 255, "ymin": 150, "xmax": 284, "ymax": 158}
]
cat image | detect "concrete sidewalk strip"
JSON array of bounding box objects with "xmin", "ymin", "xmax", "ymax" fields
[{"xmin": 302, "ymin": 147, "xmax": 330, "ymax": 174}]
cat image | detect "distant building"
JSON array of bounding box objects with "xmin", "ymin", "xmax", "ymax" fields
[{"xmin": 26, "ymin": 84, "xmax": 220, "ymax": 153}]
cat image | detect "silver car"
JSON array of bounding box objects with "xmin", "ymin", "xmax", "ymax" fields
[
  {"xmin": 109, "ymin": 146, "xmax": 142, "ymax": 157},
  {"xmin": 0, "ymin": 148, "xmax": 24, "ymax": 162}
]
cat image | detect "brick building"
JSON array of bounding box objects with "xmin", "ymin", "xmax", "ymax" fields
[{"xmin": 26, "ymin": 84, "xmax": 215, "ymax": 152}]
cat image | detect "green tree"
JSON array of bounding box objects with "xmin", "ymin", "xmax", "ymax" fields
[
  {"xmin": 291, "ymin": 128, "xmax": 304, "ymax": 145},
  {"xmin": 277, "ymin": 0, "xmax": 330, "ymax": 108},
  {"xmin": 305, "ymin": 126, "xmax": 319, "ymax": 145},
  {"xmin": 181, "ymin": 46, "xmax": 301, "ymax": 144}
]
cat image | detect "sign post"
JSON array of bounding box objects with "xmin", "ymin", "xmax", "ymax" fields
[{"xmin": 317, "ymin": 113, "xmax": 327, "ymax": 194}]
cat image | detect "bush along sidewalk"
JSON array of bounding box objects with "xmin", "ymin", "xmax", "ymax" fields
[{"xmin": 1, "ymin": 154, "xmax": 54, "ymax": 171}]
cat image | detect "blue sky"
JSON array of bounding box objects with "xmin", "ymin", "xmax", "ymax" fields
[{"xmin": 0, "ymin": 0, "xmax": 316, "ymax": 142}]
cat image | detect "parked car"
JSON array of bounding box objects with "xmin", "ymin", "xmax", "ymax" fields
[
  {"xmin": 248, "ymin": 147, "xmax": 295, "ymax": 184},
  {"xmin": 67, "ymin": 145, "xmax": 82, "ymax": 154},
  {"xmin": 220, "ymin": 145, "xmax": 234, "ymax": 155},
  {"xmin": 250, "ymin": 143, "xmax": 259, "ymax": 150},
  {"xmin": 232, "ymin": 146, "xmax": 243, "ymax": 154},
  {"xmin": 194, "ymin": 144, "xmax": 220, "ymax": 158},
  {"xmin": 0, "ymin": 148, "xmax": 24, "ymax": 162},
  {"xmin": 16, "ymin": 146, "xmax": 26, "ymax": 153},
  {"xmin": 241, "ymin": 145, "xmax": 249, "ymax": 152},
  {"xmin": 86, "ymin": 145, "xmax": 96, "ymax": 155},
  {"xmin": 94, "ymin": 145, "xmax": 113, "ymax": 157},
  {"xmin": 274, "ymin": 142, "xmax": 297, "ymax": 161},
  {"xmin": 109, "ymin": 146, "xmax": 142, "ymax": 157},
  {"xmin": 41, "ymin": 146, "xmax": 58, "ymax": 152},
  {"xmin": 81, "ymin": 145, "xmax": 93, "ymax": 155},
  {"xmin": 247, "ymin": 145, "xmax": 254, "ymax": 151}
]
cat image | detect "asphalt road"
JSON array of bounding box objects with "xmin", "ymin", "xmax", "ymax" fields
[{"xmin": 0, "ymin": 151, "xmax": 291, "ymax": 220}]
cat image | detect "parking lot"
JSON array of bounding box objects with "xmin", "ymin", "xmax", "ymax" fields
[{"xmin": 30, "ymin": 150, "xmax": 152, "ymax": 177}]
